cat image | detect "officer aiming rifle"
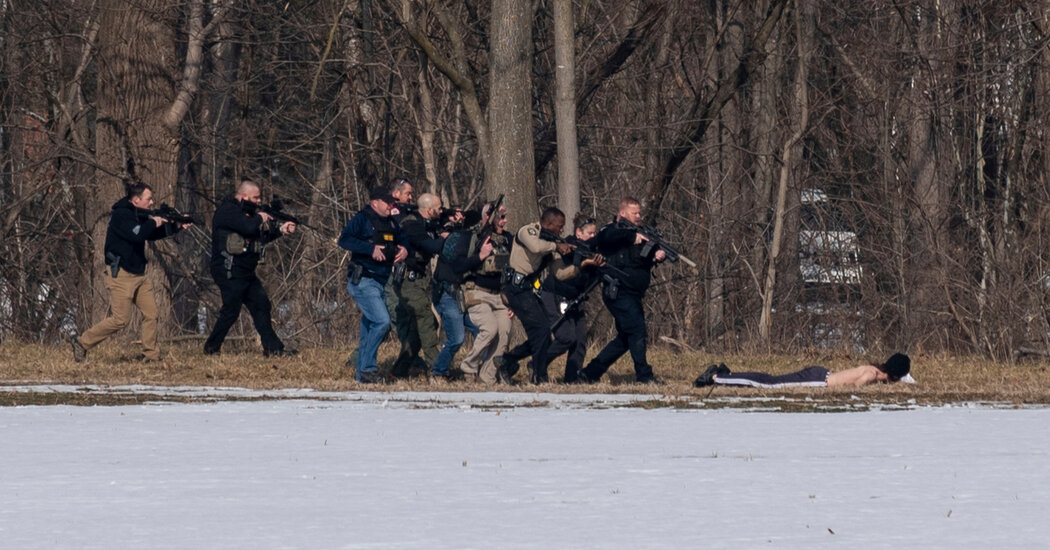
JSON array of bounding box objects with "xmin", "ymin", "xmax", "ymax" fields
[
  {"xmin": 150, "ymin": 203, "xmax": 200, "ymax": 225},
  {"xmin": 616, "ymin": 219, "xmax": 697, "ymax": 268}
]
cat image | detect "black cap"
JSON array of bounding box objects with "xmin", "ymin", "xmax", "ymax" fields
[
  {"xmin": 880, "ymin": 353, "xmax": 911, "ymax": 380},
  {"xmin": 369, "ymin": 187, "xmax": 397, "ymax": 204}
]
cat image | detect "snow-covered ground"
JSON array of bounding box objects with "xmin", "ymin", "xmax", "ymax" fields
[{"xmin": 1, "ymin": 389, "xmax": 1048, "ymax": 549}]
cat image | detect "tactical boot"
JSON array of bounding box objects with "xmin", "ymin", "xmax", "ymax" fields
[
  {"xmin": 496, "ymin": 356, "xmax": 518, "ymax": 386},
  {"xmin": 69, "ymin": 335, "xmax": 87, "ymax": 363}
]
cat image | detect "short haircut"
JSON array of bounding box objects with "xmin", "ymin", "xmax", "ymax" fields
[
  {"xmin": 126, "ymin": 181, "xmax": 152, "ymax": 199},
  {"xmin": 619, "ymin": 197, "xmax": 640, "ymax": 211},
  {"xmin": 389, "ymin": 177, "xmax": 412, "ymax": 193},
  {"xmin": 540, "ymin": 207, "xmax": 565, "ymax": 224},
  {"xmin": 236, "ymin": 180, "xmax": 260, "ymax": 196}
]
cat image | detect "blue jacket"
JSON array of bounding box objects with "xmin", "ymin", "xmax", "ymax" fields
[{"xmin": 337, "ymin": 206, "xmax": 408, "ymax": 283}]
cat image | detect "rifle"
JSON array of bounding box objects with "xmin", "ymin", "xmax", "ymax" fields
[
  {"xmin": 151, "ymin": 203, "xmax": 199, "ymax": 225},
  {"xmin": 473, "ymin": 193, "xmax": 504, "ymax": 252},
  {"xmin": 261, "ymin": 196, "xmax": 303, "ymax": 226},
  {"xmin": 244, "ymin": 196, "xmax": 314, "ymax": 231},
  {"xmin": 546, "ymin": 239, "xmax": 632, "ymax": 331},
  {"xmin": 550, "ymin": 275, "xmax": 601, "ymax": 331},
  {"xmin": 618, "ymin": 220, "xmax": 698, "ymax": 268}
]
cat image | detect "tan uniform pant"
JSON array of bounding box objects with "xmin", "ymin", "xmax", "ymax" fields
[
  {"xmin": 80, "ymin": 269, "xmax": 160, "ymax": 360},
  {"xmin": 459, "ymin": 289, "xmax": 510, "ymax": 384}
]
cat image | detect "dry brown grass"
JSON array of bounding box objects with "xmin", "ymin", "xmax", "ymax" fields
[{"xmin": 3, "ymin": 338, "xmax": 1050, "ymax": 408}]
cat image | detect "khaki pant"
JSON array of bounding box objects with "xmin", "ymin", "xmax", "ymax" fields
[
  {"xmin": 459, "ymin": 288, "xmax": 510, "ymax": 384},
  {"xmin": 80, "ymin": 269, "xmax": 160, "ymax": 360}
]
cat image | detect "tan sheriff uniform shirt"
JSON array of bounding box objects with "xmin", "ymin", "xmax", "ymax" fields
[{"xmin": 508, "ymin": 222, "xmax": 578, "ymax": 281}]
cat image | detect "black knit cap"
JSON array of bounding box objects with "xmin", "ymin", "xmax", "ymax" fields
[{"xmin": 880, "ymin": 353, "xmax": 911, "ymax": 380}]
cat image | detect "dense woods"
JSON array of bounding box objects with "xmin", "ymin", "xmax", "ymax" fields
[{"xmin": 3, "ymin": 0, "xmax": 1050, "ymax": 360}]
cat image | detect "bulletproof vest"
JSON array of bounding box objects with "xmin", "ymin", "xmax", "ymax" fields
[
  {"xmin": 476, "ymin": 232, "xmax": 511, "ymax": 274},
  {"xmin": 366, "ymin": 209, "xmax": 398, "ymax": 265}
]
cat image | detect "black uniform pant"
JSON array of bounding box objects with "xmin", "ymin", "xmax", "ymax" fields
[
  {"xmin": 204, "ymin": 267, "xmax": 284, "ymax": 353},
  {"xmin": 581, "ymin": 291, "xmax": 654, "ymax": 382},
  {"xmin": 541, "ymin": 291, "xmax": 587, "ymax": 382},
  {"xmin": 502, "ymin": 284, "xmax": 553, "ymax": 382}
]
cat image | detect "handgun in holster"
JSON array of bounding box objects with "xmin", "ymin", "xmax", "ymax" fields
[
  {"xmin": 105, "ymin": 252, "xmax": 120, "ymax": 278},
  {"xmin": 349, "ymin": 262, "xmax": 364, "ymax": 285},
  {"xmin": 602, "ymin": 274, "xmax": 619, "ymax": 300},
  {"xmin": 391, "ymin": 262, "xmax": 406, "ymax": 285},
  {"xmin": 454, "ymin": 285, "xmax": 467, "ymax": 313}
]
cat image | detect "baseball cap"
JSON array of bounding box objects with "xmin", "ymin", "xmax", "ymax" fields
[{"xmin": 369, "ymin": 187, "xmax": 397, "ymax": 204}]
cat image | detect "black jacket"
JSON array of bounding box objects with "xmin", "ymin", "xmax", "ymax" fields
[
  {"xmin": 433, "ymin": 228, "xmax": 484, "ymax": 286},
  {"xmin": 400, "ymin": 212, "xmax": 445, "ymax": 274},
  {"xmin": 542, "ymin": 235, "xmax": 597, "ymax": 298},
  {"xmin": 103, "ymin": 197, "xmax": 180, "ymax": 275},
  {"xmin": 210, "ymin": 197, "xmax": 283, "ymax": 278},
  {"xmin": 594, "ymin": 221, "xmax": 656, "ymax": 295}
]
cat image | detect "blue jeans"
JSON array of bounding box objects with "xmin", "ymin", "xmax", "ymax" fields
[
  {"xmin": 432, "ymin": 291, "xmax": 465, "ymax": 376},
  {"xmin": 347, "ymin": 277, "xmax": 390, "ymax": 381}
]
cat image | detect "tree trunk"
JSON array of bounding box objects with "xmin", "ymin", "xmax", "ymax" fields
[
  {"xmin": 553, "ymin": 0, "xmax": 580, "ymax": 225},
  {"xmin": 488, "ymin": 0, "xmax": 538, "ymax": 225},
  {"xmin": 92, "ymin": 0, "xmax": 180, "ymax": 334},
  {"xmin": 759, "ymin": 0, "xmax": 810, "ymax": 346}
]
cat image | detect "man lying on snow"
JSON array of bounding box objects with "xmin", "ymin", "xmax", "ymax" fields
[{"xmin": 693, "ymin": 353, "xmax": 913, "ymax": 389}]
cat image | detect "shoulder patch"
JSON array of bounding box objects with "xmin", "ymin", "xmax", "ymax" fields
[{"xmin": 132, "ymin": 224, "xmax": 141, "ymax": 235}]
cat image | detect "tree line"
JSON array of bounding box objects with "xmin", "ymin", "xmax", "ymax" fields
[{"xmin": 2, "ymin": 0, "xmax": 1050, "ymax": 360}]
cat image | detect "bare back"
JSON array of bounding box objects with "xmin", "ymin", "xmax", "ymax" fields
[{"xmin": 825, "ymin": 364, "xmax": 883, "ymax": 387}]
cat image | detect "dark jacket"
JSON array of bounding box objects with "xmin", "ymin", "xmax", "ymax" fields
[
  {"xmin": 542, "ymin": 235, "xmax": 598, "ymax": 299},
  {"xmin": 399, "ymin": 212, "xmax": 445, "ymax": 274},
  {"xmin": 594, "ymin": 221, "xmax": 657, "ymax": 295},
  {"xmin": 433, "ymin": 228, "xmax": 484, "ymax": 287},
  {"xmin": 103, "ymin": 197, "xmax": 180, "ymax": 276},
  {"xmin": 210, "ymin": 197, "xmax": 283, "ymax": 278},
  {"xmin": 337, "ymin": 206, "xmax": 408, "ymax": 284}
]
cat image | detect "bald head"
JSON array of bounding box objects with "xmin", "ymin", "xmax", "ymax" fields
[{"xmin": 417, "ymin": 193, "xmax": 442, "ymax": 220}]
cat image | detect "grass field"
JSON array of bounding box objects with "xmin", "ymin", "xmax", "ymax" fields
[{"xmin": 2, "ymin": 338, "xmax": 1049, "ymax": 408}]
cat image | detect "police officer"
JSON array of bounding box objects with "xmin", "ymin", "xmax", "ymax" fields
[
  {"xmin": 542, "ymin": 213, "xmax": 604, "ymax": 383},
  {"xmin": 384, "ymin": 177, "xmax": 416, "ymax": 362},
  {"xmin": 497, "ymin": 207, "xmax": 580, "ymax": 384},
  {"xmin": 390, "ymin": 192, "xmax": 446, "ymax": 379},
  {"xmin": 458, "ymin": 205, "xmax": 512, "ymax": 384},
  {"xmin": 578, "ymin": 197, "xmax": 666, "ymax": 384},
  {"xmin": 203, "ymin": 180, "xmax": 297, "ymax": 357},
  {"xmin": 70, "ymin": 181, "xmax": 191, "ymax": 363},
  {"xmin": 338, "ymin": 187, "xmax": 409, "ymax": 383},
  {"xmin": 431, "ymin": 207, "xmax": 495, "ymax": 382}
]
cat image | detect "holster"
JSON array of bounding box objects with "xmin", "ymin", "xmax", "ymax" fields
[
  {"xmin": 349, "ymin": 262, "xmax": 364, "ymax": 285},
  {"xmin": 454, "ymin": 286, "xmax": 467, "ymax": 313},
  {"xmin": 504, "ymin": 267, "xmax": 528, "ymax": 289},
  {"xmin": 603, "ymin": 274, "xmax": 620, "ymax": 300},
  {"xmin": 105, "ymin": 252, "xmax": 120, "ymax": 278},
  {"xmin": 391, "ymin": 262, "xmax": 406, "ymax": 285}
]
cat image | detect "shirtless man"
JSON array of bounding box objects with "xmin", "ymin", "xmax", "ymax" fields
[{"xmin": 693, "ymin": 353, "xmax": 913, "ymax": 389}]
